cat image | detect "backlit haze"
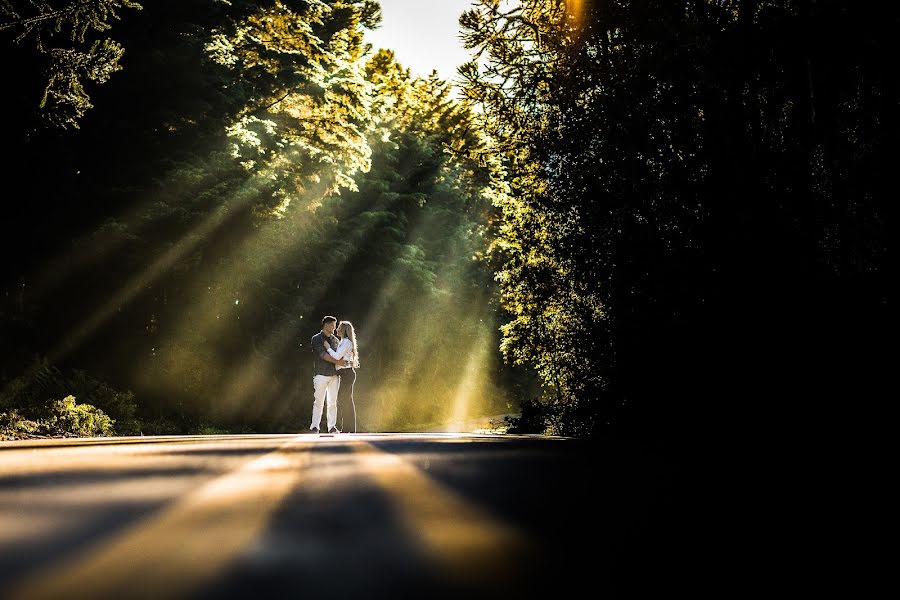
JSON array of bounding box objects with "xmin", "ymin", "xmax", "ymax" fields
[{"xmin": 364, "ymin": 0, "xmax": 476, "ymax": 87}]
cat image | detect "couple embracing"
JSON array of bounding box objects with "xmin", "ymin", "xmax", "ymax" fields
[{"xmin": 309, "ymin": 315, "xmax": 359, "ymax": 434}]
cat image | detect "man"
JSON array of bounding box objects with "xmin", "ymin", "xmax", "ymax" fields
[{"xmin": 310, "ymin": 315, "xmax": 349, "ymax": 433}]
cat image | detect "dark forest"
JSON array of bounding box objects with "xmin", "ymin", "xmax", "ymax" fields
[{"xmin": 1, "ymin": 1, "xmax": 891, "ymax": 454}]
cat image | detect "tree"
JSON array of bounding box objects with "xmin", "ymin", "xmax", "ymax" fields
[
  {"xmin": 461, "ymin": 0, "xmax": 893, "ymax": 438},
  {"xmin": 1, "ymin": 0, "xmax": 142, "ymax": 129},
  {"xmin": 204, "ymin": 0, "xmax": 382, "ymax": 215},
  {"xmin": 304, "ymin": 50, "xmax": 512, "ymax": 431}
]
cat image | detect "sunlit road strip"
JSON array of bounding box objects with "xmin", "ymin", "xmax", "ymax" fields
[
  {"xmin": 2, "ymin": 433, "xmax": 555, "ymax": 599},
  {"xmin": 351, "ymin": 440, "xmax": 540, "ymax": 593},
  {"xmin": 5, "ymin": 435, "xmax": 313, "ymax": 600}
]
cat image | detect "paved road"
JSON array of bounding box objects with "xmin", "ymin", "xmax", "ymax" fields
[{"xmin": 0, "ymin": 433, "xmax": 677, "ymax": 599}]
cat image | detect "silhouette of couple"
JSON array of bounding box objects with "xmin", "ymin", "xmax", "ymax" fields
[{"xmin": 309, "ymin": 315, "xmax": 359, "ymax": 434}]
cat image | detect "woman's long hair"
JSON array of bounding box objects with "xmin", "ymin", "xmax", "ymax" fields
[{"xmin": 338, "ymin": 321, "xmax": 360, "ymax": 369}]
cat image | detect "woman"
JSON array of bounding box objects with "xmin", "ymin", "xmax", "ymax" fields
[{"xmin": 323, "ymin": 320, "xmax": 359, "ymax": 432}]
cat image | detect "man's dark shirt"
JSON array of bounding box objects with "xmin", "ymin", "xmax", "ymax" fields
[{"xmin": 311, "ymin": 331, "xmax": 340, "ymax": 376}]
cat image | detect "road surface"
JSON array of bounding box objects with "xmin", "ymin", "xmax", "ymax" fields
[{"xmin": 0, "ymin": 433, "xmax": 678, "ymax": 599}]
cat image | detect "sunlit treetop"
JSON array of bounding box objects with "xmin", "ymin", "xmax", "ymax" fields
[{"xmin": 205, "ymin": 0, "xmax": 382, "ymax": 215}]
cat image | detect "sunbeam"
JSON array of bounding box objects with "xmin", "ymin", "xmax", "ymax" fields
[
  {"xmin": 446, "ymin": 337, "xmax": 491, "ymax": 430},
  {"xmin": 46, "ymin": 182, "xmax": 260, "ymax": 366},
  {"xmin": 19, "ymin": 163, "xmax": 233, "ymax": 305},
  {"xmin": 0, "ymin": 1, "xmax": 509, "ymax": 440},
  {"xmin": 358, "ymin": 201, "xmax": 501, "ymax": 432},
  {"xmin": 154, "ymin": 190, "xmax": 396, "ymax": 423}
]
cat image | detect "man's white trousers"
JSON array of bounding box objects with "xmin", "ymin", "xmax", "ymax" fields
[{"xmin": 311, "ymin": 374, "xmax": 340, "ymax": 431}]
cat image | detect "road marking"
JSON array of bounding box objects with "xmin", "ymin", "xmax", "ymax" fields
[{"xmin": 7, "ymin": 436, "xmax": 312, "ymax": 600}]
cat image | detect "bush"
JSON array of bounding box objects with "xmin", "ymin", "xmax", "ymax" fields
[
  {"xmin": 0, "ymin": 409, "xmax": 40, "ymax": 440},
  {"xmin": 0, "ymin": 357, "xmax": 138, "ymax": 438},
  {"xmin": 44, "ymin": 395, "xmax": 115, "ymax": 437},
  {"xmin": 0, "ymin": 395, "xmax": 114, "ymax": 439},
  {"xmin": 505, "ymin": 398, "xmax": 551, "ymax": 435}
]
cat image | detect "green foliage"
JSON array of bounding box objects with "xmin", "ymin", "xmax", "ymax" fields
[
  {"xmin": 39, "ymin": 37, "xmax": 126, "ymax": 127},
  {"xmin": 0, "ymin": 0, "xmax": 142, "ymax": 41},
  {"xmin": 195, "ymin": 422, "xmax": 229, "ymax": 435},
  {"xmin": 137, "ymin": 415, "xmax": 185, "ymax": 436},
  {"xmin": 0, "ymin": 395, "xmax": 114, "ymax": 440},
  {"xmin": 0, "ymin": 1, "xmax": 522, "ymax": 435},
  {"xmin": 205, "ymin": 0, "xmax": 378, "ymax": 214},
  {"xmin": 0, "ymin": 357, "xmax": 139, "ymax": 437},
  {"xmin": 0, "ymin": 409, "xmax": 40, "ymax": 439},
  {"xmin": 1, "ymin": 0, "xmax": 143, "ymax": 128},
  {"xmin": 65, "ymin": 368, "xmax": 141, "ymax": 434},
  {"xmin": 0, "ymin": 0, "xmax": 886, "ymax": 443},
  {"xmin": 461, "ymin": 0, "xmax": 613, "ymax": 430},
  {"xmin": 462, "ymin": 0, "xmax": 892, "ymax": 438},
  {"xmin": 45, "ymin": 395, "xmax": 115, "ymax": 437},
  {"xmin": 315, "ymin": 51, "xmax": 512, "ymax": 430},
  {"xmin": 504, "ymin": 399, "xmax": 549, "ymax": 435}
]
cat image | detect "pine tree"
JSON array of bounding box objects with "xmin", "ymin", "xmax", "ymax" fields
[{"xmin": 1, "ymin": 0, "xmax": 143, "ymax": 128}]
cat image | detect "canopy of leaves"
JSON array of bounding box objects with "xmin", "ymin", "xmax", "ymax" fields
[
  {"xmin": 1, "ymin": 0, "xmax": 143, "ymax": 129},
  {"xmin": 460, "ymin": 0, "xmax": 893, "ymax": 438},
  {"xmin": 0, "ymin": 1, "xmax": 517, "ymax": 434}
]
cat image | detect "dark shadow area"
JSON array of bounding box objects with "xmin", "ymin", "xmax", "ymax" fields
[
  {"xmin": 189, "ymin": 438, "xmax": 682, "ymax": 598},
  {"xmin": 196, "ymin": 444, "xmax": 464, "ymax": 600},
  {"xmin": 0, "ymin": 463, "xmax": 218, "ymax": 584},
  {"xmin": 366, "ymin": 436, "xmax": 686, "ymax": 597},
  {"xmin": 0, "ymin": 466, "xmax": 211, "ymax": 490}
]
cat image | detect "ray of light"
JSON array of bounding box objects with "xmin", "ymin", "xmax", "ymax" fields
[
  {"xmin": 352, "ymin": 188, "xmax": 498, "ymax": 430},
  {"xmin": 45, "ymin": 198, "xmax": 247, "ymax": 366},
  {"xmin": 0, "ymin": 183, "xmax": 266, "ymax": 403},
  {"xmin": 166, "ymin": 198, "xmax": 395, "ymax": 421},
  {"xmin": 20, "ymin": 170, "xmax": 226, "ymax": 304},
  {"xmin": 445, "ymin": 337, "xmax": 492, "ymax": 430}
]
